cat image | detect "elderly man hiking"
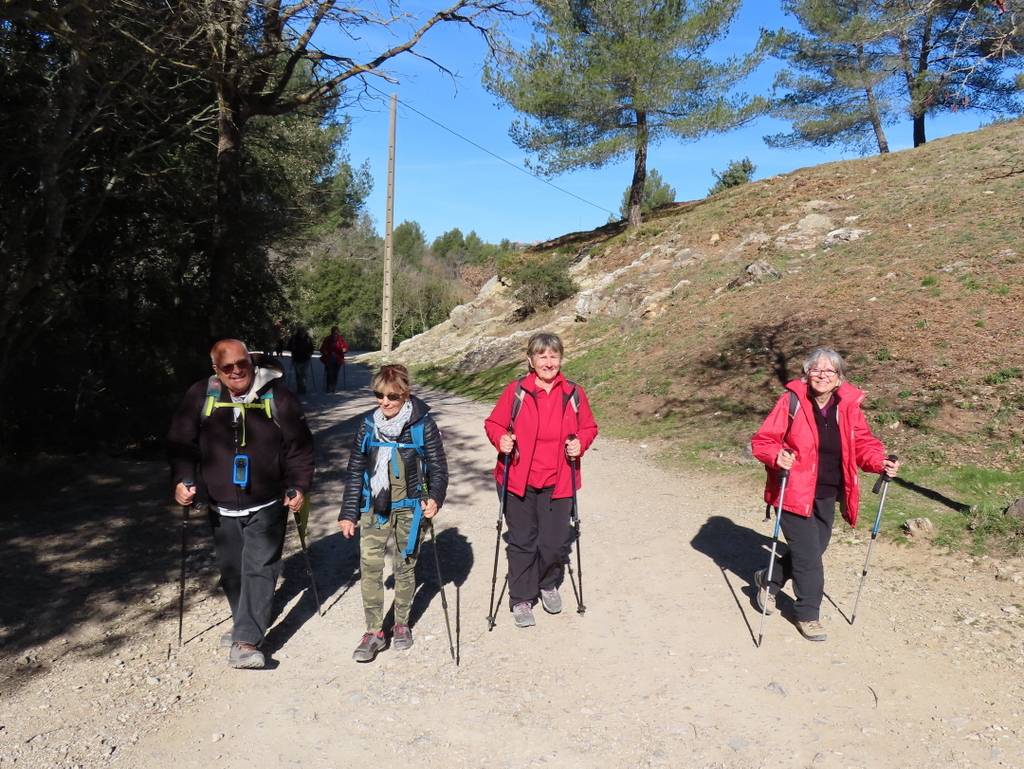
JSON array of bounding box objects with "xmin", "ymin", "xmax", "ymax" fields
[{"xmin": 168, "ymin": 339, "xmax": 314, "ymax": 669}]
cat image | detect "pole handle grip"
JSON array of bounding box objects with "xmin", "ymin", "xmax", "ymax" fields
[
  {"xmin": 286, "ymin": 488, "xmax": 298, "ymax": 500},
  {"xmin": 872, "ymin": 454, "xmax": 898, "ymax": 494}
]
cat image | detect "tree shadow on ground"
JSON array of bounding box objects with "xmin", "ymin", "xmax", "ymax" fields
[{"xmin": 689, "ymin": 514, "xmax": 798, "ymax": 645}]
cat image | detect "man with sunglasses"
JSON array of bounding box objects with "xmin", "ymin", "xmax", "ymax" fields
[{"xmin": 167, "ymin": 339, "xmax": 314, "ymax": 668}]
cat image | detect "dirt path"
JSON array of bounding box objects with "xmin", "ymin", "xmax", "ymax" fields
[{"xmin": 3, "ymin": 365, "xmax": 1024, "ymax": 768}]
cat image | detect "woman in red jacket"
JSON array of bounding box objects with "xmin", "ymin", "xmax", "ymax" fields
[
  {"xmin": 484, "ymin": 332, "xmax": 598, "ymax": 628},
  {"xmin": 750, "ymin": 347, "xmax": 899, "ymax": 642}
]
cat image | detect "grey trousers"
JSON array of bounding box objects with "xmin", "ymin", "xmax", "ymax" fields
[{"xmin": 209, "ymin": 502, "xmax": 287, "ymax": 646}]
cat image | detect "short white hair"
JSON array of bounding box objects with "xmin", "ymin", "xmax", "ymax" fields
[{"xmin": 802, "ymin": 347, "xmax": 845, "ymax": 378}]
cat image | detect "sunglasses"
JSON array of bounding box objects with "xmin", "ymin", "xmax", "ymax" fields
[
  {"xmin": 216, "ymin": 358, "xmax": 252, "ymax": 374},
  {"xmin": 373, "ymin": 391, "xmax": 404, "ymax": 402}
]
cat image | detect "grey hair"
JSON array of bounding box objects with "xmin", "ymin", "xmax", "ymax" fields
[
  {"xmin": 526, "ymin": 332, "xmax": 564, "ymax": 360},
  {"xmin": 209, "ymin": 338, "xmax": 249, "ymax": 364},
  {"xmin": 801, "ymin": 347, "xmax": 845, "ymax": 378}
]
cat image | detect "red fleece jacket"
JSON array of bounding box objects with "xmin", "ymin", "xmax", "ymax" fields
[{"xmin": 484, "ymin": 372, "xmax": 599, "ymax": 499}]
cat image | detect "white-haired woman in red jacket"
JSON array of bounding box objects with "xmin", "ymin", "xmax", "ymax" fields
[
  {"xmin": 751, "ymin": 346, "xmax": 899, "ymax": 642},
  {"xmin": 484, "ymin": 332, "xmax": 598, "ymax": 629}
]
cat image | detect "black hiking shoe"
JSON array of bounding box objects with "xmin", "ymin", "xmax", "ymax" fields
[
  {"xmin": 228, "ymin": 642, "xmax": 265, "ymax": 669},
  {"xmin": 353, "ymin": 631, "xmax": 387, "ymax": 662},
  {"xmin": 392, "ymin": 624, "xmax": 414, "ymax": 651}
]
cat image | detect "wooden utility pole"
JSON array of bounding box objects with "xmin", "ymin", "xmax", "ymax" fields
[{"xmin": 381, "ymin": 93, "xmax": 397, "ymax": 354}]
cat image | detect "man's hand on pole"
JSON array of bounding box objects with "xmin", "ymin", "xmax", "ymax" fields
[
  {"xmin": 284, "ymin": 489, "xmax": 305, "ymax": 513},
  {"xmin": 175, "ymin": 481, "xmax": 196, "ymax": 506}
]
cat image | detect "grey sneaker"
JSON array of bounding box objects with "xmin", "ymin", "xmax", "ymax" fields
[
  {"xmin": 754, "ymin": 569, "xmax": 775, "ymax": 615},
  {"xmin": 392, "ymin": 624, "xmax": 414, "ymax": 651},
  {"xmin": 540, "ymin": 588, "xmax": 562, "ymax": 614},
  {"xmin": 796, "ymin": 620, "xmax": 827, "ymax": 642},
  {"xmin": 512, "ymin": 602, "xmax": 536, "ymax": 628},
  {"xmin": 219, "ymin": 630, "xmax": 233, "ymax": 649},
  {"xmin": 352, "ymin": 631, "xmax": 387, "ymax": 662},
  {"xmin": 228, "ymin": 642, "xmax": 265, "ymax": 669}
]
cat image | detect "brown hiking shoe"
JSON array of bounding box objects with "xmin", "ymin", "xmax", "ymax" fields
[
  {"xmin": 228, "ymin": 642, "xmax": 265, "ymax": 669},
  {"xmin": 796, "ymin": 620, "xmax": 827, "ymax": 642}
]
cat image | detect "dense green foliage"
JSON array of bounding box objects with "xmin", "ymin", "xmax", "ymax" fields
[
  {"xmin": 708, "ymin": 157, "xmax": 756, "ymax": 195},
  {"xmin": 506, "ymin": 255, "xmax": 578, "ymax": 317},
  {"xmin": 485, "ymin": 0, "xmax": 769, "ymax": 227},
  {"xmin": 616, "ymin": 169, "xmax": 676, "ymax": 220},
  {"xmin": 769, "ymin": 0, "xmax": 1022, "ymax": 152},
  {"xmin": 0, "ymin": 0, "xmax": 512, "ymax": 456}
]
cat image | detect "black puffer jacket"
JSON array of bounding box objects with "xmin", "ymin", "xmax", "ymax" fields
[{"xmin": 338, "ymin": 395, "xmax": 448, "ymax": 523}]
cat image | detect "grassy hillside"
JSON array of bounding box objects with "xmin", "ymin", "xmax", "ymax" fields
[{"xmin": 417, "ymin": 119, "xmax": 1024, "ymax": 553}]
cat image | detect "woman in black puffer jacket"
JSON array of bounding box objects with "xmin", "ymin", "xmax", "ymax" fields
[{"xmin": 338, "ymin": 364, "xmax": 448, "ymax": 662}]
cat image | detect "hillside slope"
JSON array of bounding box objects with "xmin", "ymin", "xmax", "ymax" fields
[{"xmin": 392, "ymin": 119, "xmax": 1024, "ymax": 539}]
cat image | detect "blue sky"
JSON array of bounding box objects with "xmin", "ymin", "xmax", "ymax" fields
[{"xmin": 319, "ymin": 1, "xmax": 996, "ymax": 245}]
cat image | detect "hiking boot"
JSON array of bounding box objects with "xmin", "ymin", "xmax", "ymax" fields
[
  {"xmin": 512, "ymin": 602, "xmax": 536, "ymax": 628},
  {"xmin": 352, "ymin": 631, "xmax": 387, "ymax": 662},
  {"xmin": 796, "ymin": 620, "xmax": 827, "ymax": 642},
  {"xmin": 540, "ymin": 587, "xmax": 562, "ymax": 614},
  {"xmin": 228, "ymin": 642, "xmax": 265, "ymax": 669},
  {"xmin": 219, "ymin": 630, "xmax": 233, "ymax": 649},
  {"xmin": 754, "ymin": 568, "xmax": 775, "ymax": 615},
  {"xmin": 392, "ymin": 624, "xmax": 414, "ymax": 651}
]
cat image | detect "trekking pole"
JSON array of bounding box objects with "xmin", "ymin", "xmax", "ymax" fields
[
  {"xmin": 177, "ymin": 480, "xmax": 194, "ymax": 646},
  {"xmin": 850, "ymin": 454, "xmax": 898, "ymax": 625},
  {"xmin": 566, "ymin": 434, "xmax": 586, "ymax": 615},
  {"xmin": 287, "ymin": 489, "xmax": 323, "ymax": 617},
  {"xmin": 428, "ymin": 521, "xmax": 457, "ymax": 664},
  {"xmin": 756, "ymin": 469, "xmax": 790, "ymax": 648},
  {"xmin": 486, "ymin": 441, "xmax": 513, "ymax": 631},
  {"xmin": 455, "ymin": 583, "xmax": 461, "ymax": 667}
]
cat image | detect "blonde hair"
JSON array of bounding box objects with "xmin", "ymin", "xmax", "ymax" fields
[{"xmin": 371, "ymin": 363, "xmax": 411, "ymax": 395}]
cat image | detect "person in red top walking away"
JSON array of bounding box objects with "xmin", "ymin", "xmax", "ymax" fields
[
  {"xmin": 750, "ymin": 346, "xmax": 899, "ymax": 642},
  {"xmin": 484, "ymin": 332, "xmax": 598, "ymax": 628},
  {"xmin": 319, "ymin": 326, "xmax": 349, "ymax": 392}
]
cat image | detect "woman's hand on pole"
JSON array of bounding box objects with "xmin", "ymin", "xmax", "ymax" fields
[
  {"xmin": 882, "ymin": 457, "xmax": 900, "ymax": 478},
  {"xmin": 499, "ymin": 432, "xmax": 516, "ymax": 455},
  {"xmin": 776, "ymin": 449, "xmax": 796, "ymax": 470},
  {"xmin": 338, "ymin": 519, "xmax": 356, "ymax": 539},
  {"xmin": 565, "ymin": 437, "xmax": 582, "ymax": 459},
  {"xmin": 423, "ymin": 499, "xmax": 439, "ymax": 519}
]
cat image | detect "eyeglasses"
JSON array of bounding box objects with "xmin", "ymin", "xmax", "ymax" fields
[
  {"xmin": 217, "ymin": 358, "xmax": 252, "ymax": 374},
  {"xmin": 808, "ymin": 368, "xmax": 838, "ymax": 378},
  {"xmin": 373, "ymin": 391, "xmax": 404, "ymax": 402}
]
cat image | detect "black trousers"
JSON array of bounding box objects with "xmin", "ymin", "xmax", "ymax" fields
[
  {"xmin": 502, "ymin": 485, "xmax": 572, "ymax": 608},
  {"xmin": 769, "ymin": 491, "xmax": 837, "ymax": 622},
  {"xmin": 209, "ymin": 502, "xmax": 287, "ymax": 645},
  {"xmin": 323, "ymin": 359, "xmax": 340, "ymax": 391}
]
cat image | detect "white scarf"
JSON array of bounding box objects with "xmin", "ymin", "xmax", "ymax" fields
[{"xmin": 369, "ymin": 399, "xmax": 414, "ymax": 500}]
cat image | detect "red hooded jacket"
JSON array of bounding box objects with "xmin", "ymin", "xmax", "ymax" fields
[
  {"xmin": 750, "ymin": 379, "xmax": 887, "ymax": 526},
  {"xmin": 484, "ymin": 372, "xmax": 599, "ymax": 499}
]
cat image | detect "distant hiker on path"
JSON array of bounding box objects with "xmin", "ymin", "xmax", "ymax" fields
[
  {"xmin": 167, "ymin": 339, "xmax": 314, "ymax": 669},
  {"xmin": 319, "ymin": 326, "xmax": 349, "ymax": 392},
  {"xmin": 338, "ymin": 364, "xmax": 449, "ymax": 662},
  {"xmin": 484, "ymin": 332, "xmax": 598, "ymax": 628},
  {"xmin": 750, "ymin": 346, "xmax": 899, "ymax": 642},
  {"xmin": 288, "ymin": 327, "xmax": 315, "ymax": 394}
]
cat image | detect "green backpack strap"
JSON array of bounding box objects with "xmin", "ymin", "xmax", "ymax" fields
[{"xmin": 200, "ymin": 375, "xmax": 279, "ymax": 447}]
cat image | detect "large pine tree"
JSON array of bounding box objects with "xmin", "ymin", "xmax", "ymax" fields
[{"xmin": 485, "ymin": 0, "xmax": 769, "ymax": 227}]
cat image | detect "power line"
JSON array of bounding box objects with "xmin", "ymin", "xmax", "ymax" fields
[{"xmin": 363, "ymin": 81, "xmax": 615, "ymax": 217}]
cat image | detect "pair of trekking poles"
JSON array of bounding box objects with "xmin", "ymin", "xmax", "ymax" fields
[
  {"xmin": 176, "ymin": 485, "xmax": 459, "ymax": 666},
  {"xmin": 485, "ymin": 433, "xmax": 586, "ymax": 631},
  {"xmin": 176, "ymin": 484, "xmax": 322, "ymax": 647},
  {"xmin": 756, "ymin": 454, "xmax": 897, "ymax": 647}
]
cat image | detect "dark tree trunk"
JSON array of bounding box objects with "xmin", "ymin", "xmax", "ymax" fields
[{"xmin": 628, "ymin": 110, "xmax": 648, "ymax": 228}]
